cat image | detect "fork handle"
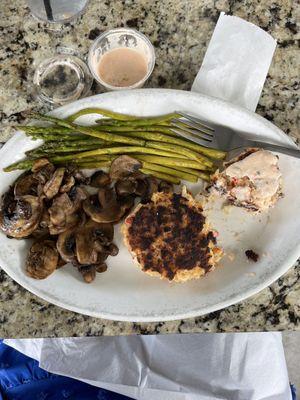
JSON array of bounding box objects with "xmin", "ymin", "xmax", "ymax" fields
[{"xmin": 251, "ymin": 141, "xmax": 300, "ymax": 159}]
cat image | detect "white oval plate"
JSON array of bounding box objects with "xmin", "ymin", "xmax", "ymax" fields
[{"xmin": 0, "ymin": 89, "xmax": 299, "ymax": 322}]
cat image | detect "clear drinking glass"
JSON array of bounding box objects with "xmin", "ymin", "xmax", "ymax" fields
[
  {"xmin": 88, "ymin": 28, "xmax": 156, "ymax": 91},
  {"xmin": 27, "ymin": 0, "xmax": 90, "ymax": 23}
]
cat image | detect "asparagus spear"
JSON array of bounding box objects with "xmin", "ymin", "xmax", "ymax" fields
[
  {"xmin": 4, "ymin": 159, "xmax": 36, "ymax": 172},
  {"xmin": 66, "ymin": 107, "xmax": 180, "ymax": 124},
  {"xmin": 47, "ymin": 146, "xmax": 194, "ymax": 161},
  {"xmin": 164, "ymin": 165, "xmax": 212, "ymax": 181},
  {"xmin": 132, "ymin": 154, "xmax": 210, "ymax": 170},
  {"xmin": 4, "ymin": 154, "xmax": 113, "ymax": 171},
  {"xmin": 22, "ymin": 129, "xmax": 92, "ymax": 142},
  {"xmin": 19, "ymin": 126, "xmax": 96, "ymax": 140},
  {"xmin": 93, "ymin": 124, "xmax": 177, "ymax": 136},
  {"xmin": 107, "ymin": 130, "xmax": 223, "ymax": 160},
  {"xmin": 141, "ymin": 162, "xmax": 198, "ymax": 182},
  {"xmin": 30, "ymin": 114, "xmax": 146, "ymax": 146},
  {"xmin": 140, "ymin": 168, "xmax": 180, "ymax": 184},
  {"xmin": 26, "ymin": 144, "xmax": 102, "ymax": 156},
  {"xmin": 145, "ymin": 141, "xmax": 213, "ymax": 166},
  {"xmin": 52, "ymin": 155, "xmax": 111, "ymax": 163},
  {"xmin": 28, "ymin": 134, "xmax": 89, "ymax": 142},
  {"xmin": 16, "ymin": 125, "xmax": 72, "ymax": 134},
  {"xmin": 42, "ymin": 139, "xmax": 106, "ymax": 148},
  {"xmin": 95, "ymin": 118, "xmax": 166, "ymax": 126},
  {"xmin": 161, "ymin": 164, "xmax": 213, "ymax": 181}
]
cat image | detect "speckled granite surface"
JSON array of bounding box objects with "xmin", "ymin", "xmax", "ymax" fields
[{"xmin": 0, "ymin": 0, "xmax": 299, "ymax": 337}]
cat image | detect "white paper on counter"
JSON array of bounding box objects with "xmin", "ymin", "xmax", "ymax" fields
[
  {"xmin": 192, "ymin": 12, "xmax": 276, "ymax": 111},
  {"xmin": 5, "ymin": 333, "xmax": 292, "ymax": 400}
]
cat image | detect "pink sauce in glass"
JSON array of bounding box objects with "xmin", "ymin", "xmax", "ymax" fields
[{"xmin": 98, "ymin": 48, "xmax": 148, "ymax": 87}]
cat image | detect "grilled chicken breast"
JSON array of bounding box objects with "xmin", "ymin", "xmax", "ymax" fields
[
  {"xmin": 211, "ymin": 149, "xmax": 283, "ymax": 213},
  {"xmin": 122, "ymin": 188, "xmax": 222, "ymax": 282}
]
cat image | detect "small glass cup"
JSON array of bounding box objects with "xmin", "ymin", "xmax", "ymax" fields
[
  {"xmin": 27, "ymin": 0, "xmax": 90, "ymax": 24},
  {"xmin": 33, "ymin": 53, "xmax": 93, "ymax": 106},
  {"xmin": 88, "ymin": 28, "xmax": 155, "ymax": 91}
]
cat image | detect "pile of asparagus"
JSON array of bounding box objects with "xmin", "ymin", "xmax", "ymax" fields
[{"xmin": 4, "ymin": 108, "xmax": 226, "ymax": 184}]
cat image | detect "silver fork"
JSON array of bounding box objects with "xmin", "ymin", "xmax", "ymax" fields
[{"xmin": 170, "ymin": 111, "xmax": 300, "ymax": 159}]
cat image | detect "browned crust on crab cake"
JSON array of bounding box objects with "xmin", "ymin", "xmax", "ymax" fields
[{"xmin": 122, "ymin": 189, "xmax": 222, "ymax": 282}]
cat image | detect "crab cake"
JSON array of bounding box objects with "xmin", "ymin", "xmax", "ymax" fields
[{"xmin": 122, "ymin": 188, "xmax": 222, "ymax": 282}]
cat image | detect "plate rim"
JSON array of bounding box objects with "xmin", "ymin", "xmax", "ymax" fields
[{"xmin": 0, "ymin": 88, "xmax": 298, "ymax": 322}]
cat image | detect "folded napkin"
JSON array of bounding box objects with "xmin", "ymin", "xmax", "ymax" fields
[{"xmin": 192, "ymin": 12, "xmax": 276, "ymax": 112}]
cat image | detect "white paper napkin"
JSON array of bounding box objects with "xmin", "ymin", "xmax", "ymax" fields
[
  {"xmin": 192, "ymin": 12, "xmax": 276, "ymax": 112},
  {"xmin": 5, "ymin": 333, "xmax": 292, "ymax": 400}
]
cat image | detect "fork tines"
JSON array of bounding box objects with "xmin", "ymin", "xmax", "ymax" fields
[{"xmin": 170, "ymin": 111, "xmax": 215, "ymax": 145}]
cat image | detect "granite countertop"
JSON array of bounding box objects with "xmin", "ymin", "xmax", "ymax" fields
[{"xmin": 0, "ymin": 0, "xmax": 299, "ymax": 337}]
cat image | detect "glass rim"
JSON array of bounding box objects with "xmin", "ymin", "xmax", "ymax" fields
[
  {"xmin": 88, "ymin": 28, "xmax": 156, "ymax": 90},
  {"xmin": 29, "ymin": 0, "xmax": 90, "ymax": 24}
]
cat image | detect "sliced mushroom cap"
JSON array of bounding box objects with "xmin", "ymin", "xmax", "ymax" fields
[
  {"xmin": 0, "ymin": 192, "xmax": 42, "ymax": 238},
  {"xmin": 76, "ymin": 234, "xmax": 98, "ymax": 265},
  {"xmin": 83, "ymin": 187, "xmax": 125, "ymax": 224},
  {"xmin": 115, "ymin": 179, "xmax": 138, "ymax": 197},
  {"xmin": 26, "ymin": 239, "xmax": 58, "ymax": 279},
  {"xmin": 92, "ymin": 222, "xmax": 114, "ymax": 244},
  {"xmin": 49, "ymin": 187, "xmax": 87, "ymax": 228},
  {"xmin": 14, "ymin": 172, "xmax": 39, "ymax": 197},
  {"xmin": 49, "ymin": 213, "xmax": 79, "ymax": 235},
  {"xmin": 43, "ymin": 167, "xmax": 65, "ymax": 199},
  {"xmin": 49, "ymin": 193, "xmax": 74, "ymax": 226},
  {"xmin": 114, "ymin": 175, "xmax": 153, "ymax": 199},
  {"xmin": 83, "ymin": 198, "xmax": 124, "ymax": 223},
  {"xmin": 75, "ymin": 220, "xmax": 113, "ymax": 264},
  {"xmin": 109, "ymin": 155, "xmax": 142, "ymax": 180},
  {"xmin": 60, "ymin": 174, "xmax": 75, "ymax": 193},
  {"xmin": 32, "ymin": 159, "xmax": 55, "ymax": 185},
  {"xmin": 68, "ymin": 186, "xmax": 87, "ymax": 212},
  {"xmin": 57, "ymin": 226, "xmax": 77, "ymax": 263},
  {"xmin": 48, "ymin": 187, "xmax": 87, "ymax": 235},
  {"xmin": 31, "ymin": 158, "xmax": 52, "ymax": 173},
  {"xmin": 90, "ymin": 171, "xmax": 111, "ymax": 188},
  {"xmin": 98, "ymin": 187, "xmax": 116, "ymax": 206}
]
